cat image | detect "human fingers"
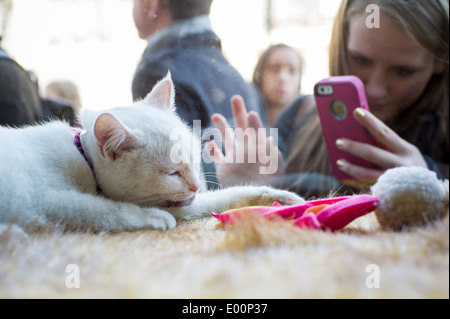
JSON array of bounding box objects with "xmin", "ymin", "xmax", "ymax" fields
[
  {"xmin": 204, "ymin": 140, "xmax": 224, "ymax": 164},
  {"xmin": 247, "ymin": 111, "xmax": 264, "ymax": 131},
  {"xmin": 336, "ymin": 158, "xmax": 384, "ymax": 181},
  {"xmin": 211, "ymin": 113, "xmax": 235, "ymax": 156},
  {"xmin": 264, "ymin": 136, "xmax": 286, "ymax": 176},
  {"xmin": 247, "ymin": 111, "xmax": 265, "ymax": 145},
  {"xmin": 353, "ymin": 108, "xmax": 405, "ymax": 153},
  {"xmin": 351, "ymin": 108, "xmax": 428, "ymax": 168},
  {"xmin": 211, "ymin": 112, "xmax": 230, "ymax": 131},
  {"xmin": 231, "ymin": 95, "xmax": 248, "ymax": 130},
  {"xmin": 336, "ymin": 138, "xmax": 398, "ymax": 169}
]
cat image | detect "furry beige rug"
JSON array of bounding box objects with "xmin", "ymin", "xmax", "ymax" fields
[{"xmin": 0, "ymin": 210, "xmax": 448, "ymax": 299}]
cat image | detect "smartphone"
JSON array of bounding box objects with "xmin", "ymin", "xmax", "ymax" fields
[{"xmin": 314, "ymin": 75, "xmax": 378, "ymax": 186}]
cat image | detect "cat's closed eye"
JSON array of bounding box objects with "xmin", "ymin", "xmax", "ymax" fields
[{"xmin": 168, "ymin": 171, "xmax": 181, "ymax": 177}]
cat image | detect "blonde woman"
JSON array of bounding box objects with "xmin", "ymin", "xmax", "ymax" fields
[{"xmin": 209, "ymin": 0, "xmax": 449, "ymax": 197}]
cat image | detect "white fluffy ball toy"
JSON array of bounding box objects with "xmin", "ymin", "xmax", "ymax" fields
[{"xmin": 371, "ymin": 166, "xmax": 449, "ymax": 230}]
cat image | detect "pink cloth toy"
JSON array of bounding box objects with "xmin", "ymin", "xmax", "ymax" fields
[
  {"xmin": 212, "ymin": 167, "xmax": 449, "ymax": 232},
  {"xmin": 212, "ymin": 194, "xmax": 379, "ymax": 231}
]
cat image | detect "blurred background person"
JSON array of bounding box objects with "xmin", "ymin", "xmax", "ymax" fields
[
  {"xmin": 0, "ymin": 46, "xmax": 42, "ymax": 127},
  {"xmin": 132, "ymin": 0, "xmax": 268, "ymax": 190},
  {"xmin": 1, "ymin": 0, "xmax": 77, "ymax": 127},
  {"xmin": 44, "ymin": 80, "xmax": 82, "ymax": 116},
  {"xmin": 1, "ymin": 0, "xmax": 41, "ymax": 127},
  {"xmin": 209, "ymin": 0, "xmax": 449, "ymax": 198},
  {"xmin": 131, "ymin": 0, "xmax": 266, "ymax": 129},
  {"xmin": 252, "ymin": 44, "xmax": 303, "ymax": 127}
]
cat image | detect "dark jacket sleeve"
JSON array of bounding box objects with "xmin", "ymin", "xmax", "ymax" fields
[{"xmin": 0, "ymin": 54, "xmax": 42, "ymax": 127}]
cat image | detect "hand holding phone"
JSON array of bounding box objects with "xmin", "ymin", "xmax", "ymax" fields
[{"xmin": 314, "ymin": 75, "xmax": 379, "ymax": 186}]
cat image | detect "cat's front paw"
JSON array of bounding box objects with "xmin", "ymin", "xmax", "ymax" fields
[
  {"xmin": 249, "ymin": 186, "xmax": 305, "ymax": 206},
  {"xmin": 142, "ymin": 208, "xmax": 177, "ymax": 230}
]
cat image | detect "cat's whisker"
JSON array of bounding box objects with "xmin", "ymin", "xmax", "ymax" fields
[
  {"xmin": 204, "ymin": 180, "xmax": 222, "ymax": 188},
  {"xmin": 199, "ymin": 172, "xmax": 225, "ymax": 189},
  {"xmin": 135, "ymin": 191, "xmax": 188, "ymax": 206},
  {"xmin": 201, "ymin": 172, "xmax": 217, "ymax": 177}
]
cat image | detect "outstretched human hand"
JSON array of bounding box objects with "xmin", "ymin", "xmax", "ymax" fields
[
  {"xmin": 335, "ymin": 107, "xmax": 427, "ymax": 180},
  {"xmin": 206, "ymin": 95, "xmax": 285, "ymax": 187}
]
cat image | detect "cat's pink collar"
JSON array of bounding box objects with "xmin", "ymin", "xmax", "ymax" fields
[
  {"xmin": 73, "ymin": 129, "xmax": 103, "ymax": 194},
  {"xmin": 73, "ymin": 129, "xmax": 93, "ymax": 172}
]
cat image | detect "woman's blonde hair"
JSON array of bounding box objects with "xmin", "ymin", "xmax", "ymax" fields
[{"xmin": 286, "ymin": 0, "xmax": 449, "ymax": 181}]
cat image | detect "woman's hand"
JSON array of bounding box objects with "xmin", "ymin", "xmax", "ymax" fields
[
  {"xmin": 335, "ymin": 107, "xmax": 428, "ymax": 179},
  {"xmin": 206, "ymin": 95, "xmax": 285, "ymax": 187}
]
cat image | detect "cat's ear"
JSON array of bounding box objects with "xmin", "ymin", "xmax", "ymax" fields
[
  {"xmin": 94, "ymin": 113, "xmax": 138, "ymax": 160},
  {"xmin": 144, "ymin": 71, "xmax": 175, "ymax": 110}
]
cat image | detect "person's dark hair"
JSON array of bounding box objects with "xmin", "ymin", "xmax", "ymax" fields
[{"xmin": 160, "ymin": 0, "xmax": 213, "ymax": 20}]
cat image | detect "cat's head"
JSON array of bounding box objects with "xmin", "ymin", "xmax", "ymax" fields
[{"xmin": 82, "ymin": 73, "xmax": 202, "ymax": 208}]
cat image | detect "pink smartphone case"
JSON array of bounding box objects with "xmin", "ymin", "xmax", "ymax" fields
[{"xmin": 314, "ymin": 75, "xmax": 378, "ymax": 184}]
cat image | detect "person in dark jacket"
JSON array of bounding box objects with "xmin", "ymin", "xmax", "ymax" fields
[
  {"xmin": 0, "ymin": 46, "xmax": 42, "ymax": 127},
  {"xmin": 131, "ymin": 0, "xmax": 266, "ymax": 129},
  {"xmin": 132, "ymin": 0, "xmax": 266, "ymax": 189}
]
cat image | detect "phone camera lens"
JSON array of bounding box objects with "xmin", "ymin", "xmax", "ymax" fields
[
  {"xmin": 317, "ymin": 85, "xmax": 333, "ymax": 96},
  {"xmin": 330, "ymin": 100, "xmax": 348, "ymax": 120}
]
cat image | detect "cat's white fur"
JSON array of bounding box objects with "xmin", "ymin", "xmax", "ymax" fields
[{"xmin": 0, "ymin": 73, "xmax": 304, "ymax": 232}]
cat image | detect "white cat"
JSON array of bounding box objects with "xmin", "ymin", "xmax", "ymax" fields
[{"xmin": 0, "ymin": 73, "xmax": 304, "ymax": 232}]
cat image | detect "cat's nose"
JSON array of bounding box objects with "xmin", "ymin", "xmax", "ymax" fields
[
  {"xmin": 188, "ymin": 180, "xmax": 201, "ymax": 193},
  {"xmin": 189, "ymin": 184, "xmax": 200, "ymax": 193}
]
